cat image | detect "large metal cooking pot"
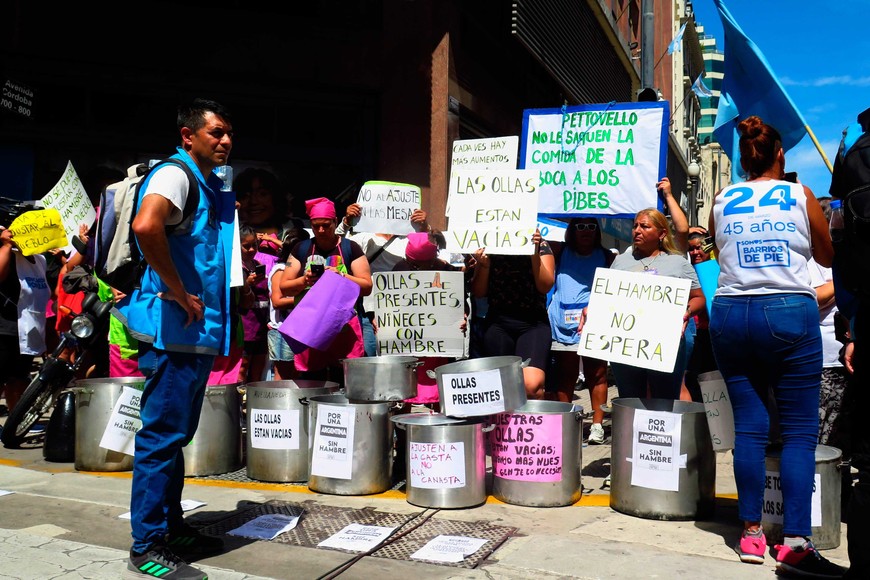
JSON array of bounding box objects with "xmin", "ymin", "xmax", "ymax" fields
[
  {"xmin": 307, "ymin": 394, "xmax": 394, "ymax": 495},
  {"xmin": 183, "ymin": 383, "xmax": 243, "ymax": 477},
  {"xmin": 392, "ymin": 413, "xmax": 490, "ymax": 509},
  {"xmin": 341, "ymin": 355, "xmax": 421, "ymax": 402},
  {"xmin": 72, "ymin": 377, "xmax": 145, "ymax": 472},
  {"xmin": 428, "ymin": 356, "xmax": 529, "ymax": 418},
  {"xmin": 490, "ymin": 400, "xmax": 584, "ymax": 507},
  {"xmin": 244, "ymin": 380, "xmax": 341, "ymax": 482}
]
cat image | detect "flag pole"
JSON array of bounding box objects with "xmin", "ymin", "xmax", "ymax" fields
[{"xmin": 804, "ymin": 124, "xmax": 834, "ymax": 174}]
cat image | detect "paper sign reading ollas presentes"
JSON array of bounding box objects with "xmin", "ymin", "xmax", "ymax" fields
[
  {"xmin": 310, "ymin": 404, "xmax": 355, "ymax": 480},
  {"xmin": 409, "ymin": 441, "xmax": 466, "ymax": 489},
  {"xmin": 489, "ymin": 413, "xmax": 563, "ymax": 482},
  {"xmin": 630, "ymin": 409, "xmax": 683, "ymax": 492},
  {"xmin": 250, "ymin": 408, "xmax": 300, "ymax": 450},
  {"xmin": 99, "ymin": 385, "xmax": 145, "ymax": 456},
  {"xmin": 440, "ymin": 368, "xmax": 504, "ymax": 417}
]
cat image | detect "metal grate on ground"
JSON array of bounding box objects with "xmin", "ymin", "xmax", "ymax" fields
[
  {"xmin": 196, "ymin": 499, "xmax": 517, "ymax": 569},
  {"xmin": 187, "ymin": 468, "xmax": 408, "ymax": 492}
]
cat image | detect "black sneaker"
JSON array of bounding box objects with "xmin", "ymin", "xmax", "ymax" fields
[
  {"xmin": 775, "ymin": 541, "xmax": 847, "ymax": 578},
  {"xmin": 165, "ymin": 522, "xmax": 224, "ymax": 556},
  {"xmin": 126, "ymin": 545, "xmax": 207, "ymax": 579}
]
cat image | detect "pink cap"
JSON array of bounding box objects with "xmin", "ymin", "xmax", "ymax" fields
[
  {"xmin": 304, "ymin": 197, "xmax": 337, "ymax": 220},
  {"xmin": 405, "ymin": 232, "xmax": 437, "ymax": 261}
]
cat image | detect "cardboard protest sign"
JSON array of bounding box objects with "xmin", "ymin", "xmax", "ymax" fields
[
  {"xmin": 447, "ymin": 136, "xmax": 519, "ymax": 216},
  {"xmin": 39, "ymin": 161, "xmax": 96, "ymax": 251},
  {"xmin": 444, "ymin": 169, "xmax": 538, "ymax": 256},
  {"xmin": 577, "ymin": 268, "xmax": 691, "ymax": 373},
  {"xmin": 8, "ymin": 208, "xmax": 66, "ymax": 255},
  {"xmin": 372, "ymin": 270, "xmax": 465, "ymax": 357},
  {"xmin": 520, "ymin": 101, "xmax": 668, "ymax": 218},
  {"xmin": 353, "ymin": 181, "xmax": 421, "ymax": 235},
  {"xmin": 451, "ymin": 136, "xmax": 519, "ymax": 170},
  {"xmin": 697, "ymin": 370, "xmax": 735, "ymax": 451}
]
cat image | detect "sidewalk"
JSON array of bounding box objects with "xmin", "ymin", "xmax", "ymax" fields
[{"xmin": 0, "ymin": 386, "xmax": 851, "ymax": 579}]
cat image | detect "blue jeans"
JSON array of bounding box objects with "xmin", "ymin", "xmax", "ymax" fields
[
  {"xmin": 131, "ymin": 343, "xmax": 215, "ymax": 553},
  {"xmin": 361, "ymin": 313, "xmax": 377, "ymax": 357},
  {"xmin": 709, "ymin": 293, "xmax": 821, "ymax": 536},
  {"xmin": 611, "ymin": 334, "xmax": 688, "ymax": 400}
]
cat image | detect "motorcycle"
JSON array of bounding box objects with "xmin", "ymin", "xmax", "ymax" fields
[{"xmin": 1, "ymin": 290, "xmax": 114, "ymax": 448}]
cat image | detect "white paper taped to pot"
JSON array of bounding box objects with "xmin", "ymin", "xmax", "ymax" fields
[
  {"xmin": 250, "ymin": 408, "xmax": 301, "ymax": 450},
  {"xmin": 440, "ymin": 368, "xmax": 505, "ymax": 416},
  {"xmin": 310, "ymin": 403, "xmax": 355, "ymax": 479},
  {"xmin": 762, "ymin": 471, "xmax": 822, "ymax": 527},
  {"xmin": 490, "ymin": 412, "xmax": 564, "ymax": 482},
  {"xmin": 98, "ymin": 385, "xmax": 143, "ymax": 456},
  {"xmin": 630, "ymin": 409, "xmax": 682, "ymax": 491},
  {"xmin": 409, "ymin": 441, "xmax": 466, "ymax": 488},
  {"xmin": 697, "ymin": 370, "xmax": 735, "ymax": 451}
]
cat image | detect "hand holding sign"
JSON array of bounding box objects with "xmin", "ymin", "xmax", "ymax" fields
[{"xmin": 9, "ymin": 209, "xmax": 67, "ymax": 255}]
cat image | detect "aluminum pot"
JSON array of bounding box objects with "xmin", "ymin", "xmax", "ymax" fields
[
  {"xmin": 610, "ymin": 398, "xmax": 716, "ymax": 521},
  {"xmin": 183, "ymin": 383, "xmax": 243, "ymax": 477},
  {"xmin": 307, "ymin": 394, "xmax": 394, "ymax": 495},
  {"xmin": 341, "ymin": 356, "xmax": 421, "ymax": 402},
  {"xmin": 72, "ymin": 377, "xmax": 145, "ymax": 472},
  {"xmin": 392, "ymin": 413, "xmax": 491, "ymax": 509},
  {"xmin": 428, "ymin": 356, "xmax": 529, "ymax": 418},
  {"xmin": 244, "ymin": 380, "xmax": 341, "ymax": 482},
  {"xmin": 489, "ymin": 400, "xmax": 584, "ymax": 507}
]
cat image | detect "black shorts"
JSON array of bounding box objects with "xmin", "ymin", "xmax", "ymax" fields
[
  {"xmin": 0, "ymin": 334, "xmax": 36, "ymax": 382},
  {"xmin": 481, "ymin": 313, "xmax": 552, "ymax": 371}
]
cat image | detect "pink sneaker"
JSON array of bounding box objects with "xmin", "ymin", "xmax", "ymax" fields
[
  {"xmin": 736, "ymin": 530, "xmax": 766, "ymax": 564},
  {"xmin": 774, "ymin": 541, "xmax": 847, "ymax": 578}
]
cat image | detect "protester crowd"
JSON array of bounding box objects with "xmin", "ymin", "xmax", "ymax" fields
[{"xmin": 0, "ymin": 97, "xmax": 866, "ymax": 580}]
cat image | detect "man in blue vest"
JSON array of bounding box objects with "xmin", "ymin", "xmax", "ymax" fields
[{"xmin": 118, "ymin": 98, "xmax": 235, "ymax": 580}]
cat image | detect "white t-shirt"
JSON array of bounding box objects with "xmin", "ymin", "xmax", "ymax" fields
[
  {"xmin": 347, "ymin": 232, "xmax": 409, "ymax": 312},
  {"xmin": 712, "ymin": 180, "xmax": 813, "ymax": 297},
  {"xmin": 141, "ymin": 165, "xmax": 190, "ymax": 226},
  {"xmin": 267, "ymin": 262, "xmax": 287, "ymax": 329},
  {"xmin": 808, "ymin": 258, "xmax": 843, "ymax": 368}
]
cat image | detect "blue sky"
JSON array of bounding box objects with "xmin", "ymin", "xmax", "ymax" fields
[{"xmin": 690, "ymin": 0, "xmax": 870, "ymax": 198}]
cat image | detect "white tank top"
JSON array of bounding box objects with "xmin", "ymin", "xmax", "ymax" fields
[{"xmin": 712, "ymin": 179, "xmax": 814, "ymax": 297}]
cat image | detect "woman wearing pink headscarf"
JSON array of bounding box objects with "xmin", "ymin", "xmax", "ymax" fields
[
  {"xmin": 279, "ymin": 197, "xmax": 372, "ymax": 382},
  {"xmin": 392, "ymin": 231, "xmax": 467, "ymax": 410}
]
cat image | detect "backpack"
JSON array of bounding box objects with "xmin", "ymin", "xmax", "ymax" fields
[
  {"xmin": 830, "ymin": 109, "xmax": 870, "ymax": 297},
  {"xmin": 94, "ymin": 158, "xmax": 199, "ymax": 294}
]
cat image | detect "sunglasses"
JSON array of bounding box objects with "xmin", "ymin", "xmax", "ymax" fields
[{"xmin": 573, "ymin": 223, "xmax": 598, "ymax": 231}]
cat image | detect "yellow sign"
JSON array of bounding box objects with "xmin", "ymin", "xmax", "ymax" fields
[{"xmin": 9, "ymin": 209, "xmax": 68, "ymax": 255}]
